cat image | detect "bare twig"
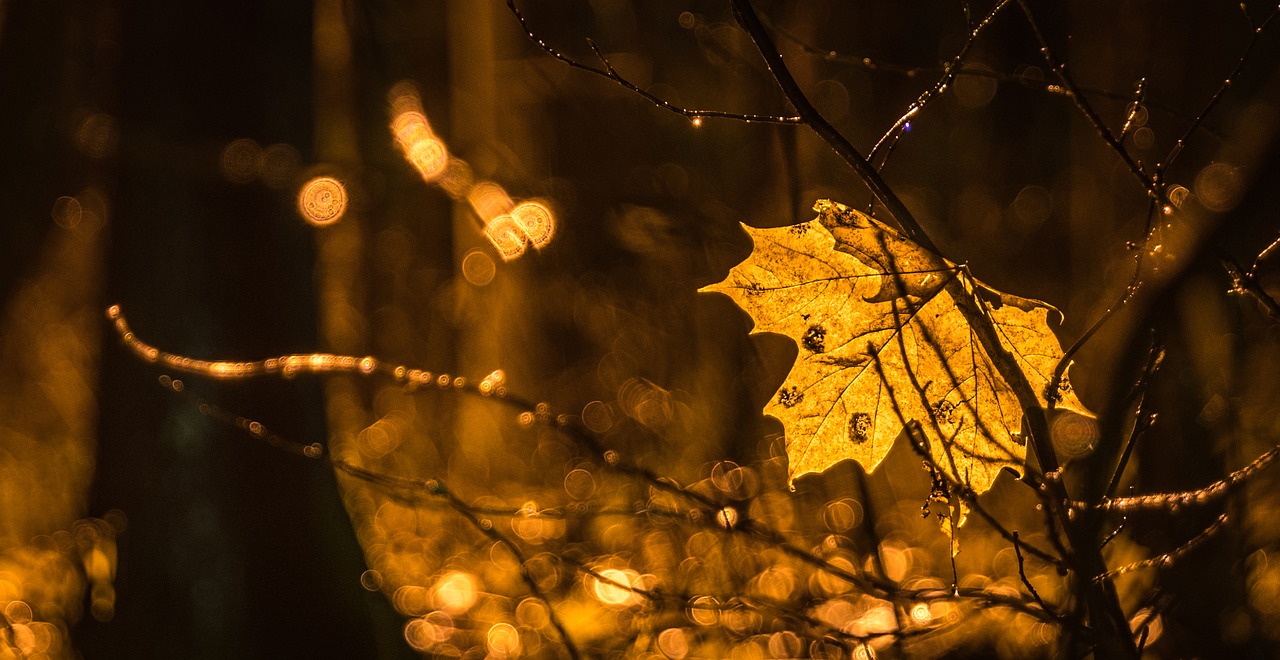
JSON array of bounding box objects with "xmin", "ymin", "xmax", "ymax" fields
[
  {"xmin": 1159, "ymin": 6, "xmax": 1280, "ymax": 173},
  {"xmin": 506, "ymin": 0, "xmax": 801, "ymax": 125},
  {"xmin": 869, "ymin": 0, "xmax": 1013, "ymax": 165},
  {"xmin": 1090, "ymin": 444, "xmax": 1280, "ymax": 514},
  {"xmin": 1014, "ymin": 0, "xmax": 1155, "ymax": 199},
  {"xmin": 1013, "ymin": 531, "xmax": 1058, "ymax": 617},
  {"xmin": 1095, "ymin": 514, "xmax": 1229, "ymax": 582},
  {"xmin": 728, "ymin": 0, "xmax": 937, "ymax": 251}
]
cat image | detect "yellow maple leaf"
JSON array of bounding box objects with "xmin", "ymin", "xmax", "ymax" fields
[{"xmin": 703, "ymin": 200, "xmax": 1088, "ymax": 494}]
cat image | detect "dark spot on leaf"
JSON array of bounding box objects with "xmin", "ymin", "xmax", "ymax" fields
[
  {"xmin": 778, "ymin": 386, "xmax": 803, "ymax": 408},
  {"xmin": 848, "ymin": 412, "xmax": 872, "ymax": 444},
  {"xmin": 802, "ymin": 324, "xmax": 826, "ymax": 353},
  {"xmin": 820, "ymin": 354, "xmax": 870, "ymax": 369},
  {"xmin": 932, "ymin": 400, "xmax": 956, "ymax": 425}
]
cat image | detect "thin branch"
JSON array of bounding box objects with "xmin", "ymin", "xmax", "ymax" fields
[
  {"xmin": 505, "ymin": 0, "xmax": 800, "ymax": 125},
  {"xmin": 1014, "ymin": 0, "xmax": 1156, "ymax": 200},
  {"xmin": 1095, "ymin": 514, "xmax": 1229, "ymax": 582},
  {"xmin": 1090, "ymin": 443, "xmax": 1280, "ymax": 513},
  {"xmin": 728, "ymin": 0, "xmax": 937, "ymax": 251},
  {"xmin": 439, "ymin": 488, "xmax": 582, "ymax": 659},
  {"xmin": 1224, "ymin": 252, "xmax": 1280, "ymax": 322},
  {"xmin": 1013, "ymin": 531, "xmax": 1058, "ymax": 617},
  {"xmin": 870, "ymin": 0, "xmax": 1013, "ymax": 164},
  {"xmin": 112, "ymin": 305, "xmax": 1063, "ymax": 628},
  {"xmin": 1159, "ymin": 6, "xmax": 1280, "ymax": 173}
]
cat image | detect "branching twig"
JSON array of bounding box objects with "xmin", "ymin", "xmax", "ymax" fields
[
  {"xmin": 1089, "ymin": 444, "xmax": 1280, "ymax": 514},
  {"xmin": 506, "ymin": 0, "xmax": 801, "ymax": 125},
  {"xmin": 869, "ymin": 0, "xmax": 1013, "ymax": 165},
  {"xmin": 728, "ymin": 0, "xmax": 936, "ymax": 251},
  {"xmin": 1013, "ymin": 0, "xmax": 1154, "ymax": 199},
  {"xmin": 1095, "ymin": 514, "xmax": 1228, "ymax": 582},
  {"xmin": 1013, "ymin": 531, "xmax": 1058, "ymax": 617}
]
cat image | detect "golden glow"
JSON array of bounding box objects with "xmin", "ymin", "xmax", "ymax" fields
[
  {"xmin": 297, "ymin": 176, "xmax": 349, "ymax": 226},
  {"xmin": 910, "ymin": 603, "xmax": 931, "ymax": 624},
  {"xmin": 433, "ymin": 571, "xmax": 479, "ymax": 613},
  {"xmin": 485, "ymin": 214, "xmax": 528, "ymax": 261},
  {"xmin": 461, "ymin": 249, "xmax": 496, "ymax": 286},
  {"xmin": 591, "ymin": 568, "xmax": 642, "ymax": 606},
  {"xmin": 486, "ymin": 622, "xmax": 521, "ymax": 657},
  {"xmin": 657, "ymin": 628, "xmax": 690, "ymax": 658},
  {"xmin": 468, "ymin": 182, "xmax": 514, "ymax": 223},
  {"xmin": 220, "ymin": 138, "xmax": 261, "ymax": 184},
  {"xmin": 511, "ymin": 201, "xmax": 556, "ymax": 249}
]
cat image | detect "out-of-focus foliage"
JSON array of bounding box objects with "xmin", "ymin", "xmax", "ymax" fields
[{"xmin": 0, "ymin": 194, "xmax": 121, "ymax": 658}]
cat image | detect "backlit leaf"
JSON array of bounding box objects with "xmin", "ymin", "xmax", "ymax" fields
[{"xmin": 703, "ymin": 200, "xmax": 1088, "ymax": 494}]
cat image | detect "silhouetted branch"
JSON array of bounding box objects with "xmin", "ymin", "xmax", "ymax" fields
[
  {"xmin": 1096, "ymin": 514, "xmax": 1228, "ymax": 582},
  {"xmin": 728, "ymin": 0, "xmax": 936, "ymax": 251},
  {"xmin": 506, "ymin": 0, "xmax": 801, "ymax": 125},
  {"xmin": 1090, "ymin": 444, "xmax": 1280, "ymax": 514}
]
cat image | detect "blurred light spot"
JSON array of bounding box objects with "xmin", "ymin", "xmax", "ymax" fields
[
  {"xmin": 7, "ymin": 622, "xmax": 34, "ymax": 654},
  {"xmin": 461, "ymin": 249, "xmax": 496, "ymax": 286},
  {"xmin": 691, "ymin": 116, "xmax": 703, "ymax": 127},
  {"xmin": 439, "ymin": 159, "xmax": 475, "ymax": 199},
  {"xmin": 591, "ymin": 567, "xmax": 641, "ymax": 606},
  {"xmin": 619, "ymin": 377, "xmax": 673, "ymax": 429},
  {"xmin": 564, "ymin": 468, "xmax": 597, "ymax": 500},
  {"xmin": 688, "ymin": 595, "xmax": 720, "ymax": 625},
  {"xmin": 678, "ymin": 11, "xmax": 696, "ymax": 29},
  {"xmin": 658, "ymin": 627, "xmax": 690, "ymax": 658},
  {"xmin": 433, "ymin": 571, "xmax": 478, "ymax": 613},
  {"xmin": 1049, "ymin": 410, "xmax": 1098, "ymax": 459},
  {"xmin": 716, "ymin": 506, "xmax": 739, "ymax": 529},
  {"xmin": 1133, "ymin": 126, "xmax": 1155, "ymax": 150},
  {"xmin": 298, "ymin": 176, "xmax": 349, "ymax": 226},
  {"xmin": 407, "ymin": 138, "xmax": 449, "ymax": 181},
  {"xmin": 1010, "ymin": 185, "xmax": 1053, "ymax": 229},
  {"xmin": 4, "ymin": 600, "xmax": 32, "ymax": 624},
  {"xmin": 512, "ymin": 201, "xmax": 556, "ymax": 249},
  {"xmin": 813, "ymin": 79, "xmax": 850, "ymax": 121},
  {"xmin": 220, "ymin": 139, "xmax": 262, "ymax": 183},
  {"xmin": 1129, "ymin": 607, "xmax": 1163, "ymax": 645},
  {"xmin": 259, "ymin": 143, "xmax": 301, "ymax": 188},
  {"xmin": 768, "ymin": 631, "xmax": 802, "ymax": 658},
  {"xmin": 756, "ymin": 566, "xmax": 797, "ymax": 601},
  {"xmin": 52, "ymin": 195, "xmax": 83, "ymax": 229},
  {"xmin": 516, "ymin": 597, "xmax": 549, "ymax": 628},
  {"xmin": 469, "ymin": 182, "xmax": 514, "ymax": 223},
  {"xmin": 485, "ymin": 214, "xmax": 528, "ymax": 261},
  {"xmin": 881, "ymin": 542, "xmax": 912, "ymax": 582},
  {"xmin": 360, "ymin": 569, "xmax": 383, "ymax": 591},
  {"xmin": 954, "ymin": 64, "xmax": 997, "ymax": 108},
  {"xmin": 1195, "ymin": 162, "xmax": 1243, "ymax": 212},
  {"xmin": 75, "ymin": 112, "xmax": 118, "ymax": 158},
  {"xmin": 486, "ymin": 622, "xmax": 520, "ymax": 657},
  {"xmin": 394, "ymin": 585, "xmax": 431, "ymax": 616},
  {"xmin": 910, "ymin": 603, "xmax": 931, "ymax": 624},
  {"xmin": 581, "ymin": 400, "xmax": 613, "ymax": 432},
  {"xmin": 822, "ymin": 498, "xmax": 863, "ymax": 532}
]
